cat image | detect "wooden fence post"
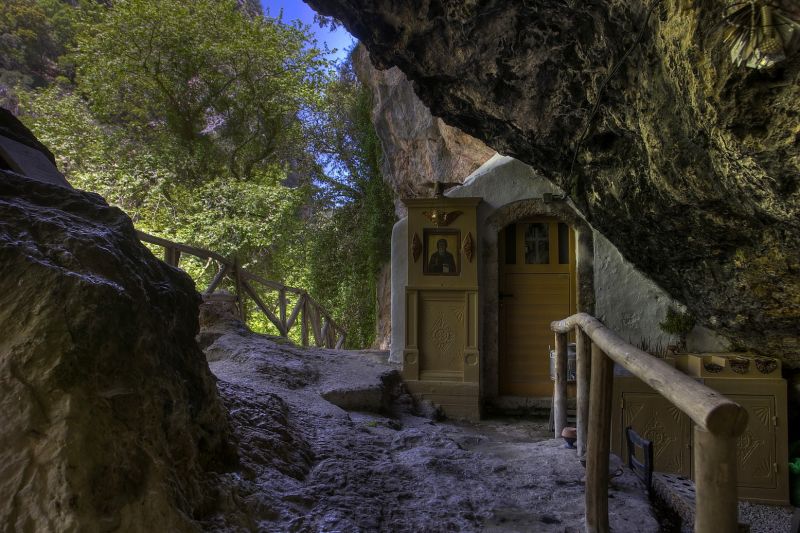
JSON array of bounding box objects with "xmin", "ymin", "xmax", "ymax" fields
[
  {"xmin": 576, "ymin": 327, "xmax": 591, "ymax": 458},
  {"xmin": 301, "ymin": 294, "xmax": 309, "ymax": 347},
  {"xmin": 321, "ymin": 319, "xmax": 330, "ymax": 348},
  {"xmin": 585, "ymin": 342, "xmax": 614, "ymax": 533},
  {"xmin": 232, "ymin": 257, "xmax": 246, "ymax": 323},
  {"xmin": 554, "ymin": 331, "xmax": 568, "ymax": 438},
  {"xmin": 693, "ymin": 427, "xmax": 739, "ymax": 533},
  {"xmin": 164, "ymin": 246, "xmax": 181, "ymax": 267},
  {"xmin": 335, "ymin": 332, "xmax": 346, "ymax": 350},
  {"xmin": 279, "ymin": 289, "xmax": 287, "ymax": 336}
]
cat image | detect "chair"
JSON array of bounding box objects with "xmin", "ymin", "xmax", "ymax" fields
[{"xmin": 625, "ymin": 426, "xmax": 654, "ymax": 495}]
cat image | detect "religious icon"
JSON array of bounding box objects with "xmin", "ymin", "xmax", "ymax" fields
[{"xmin": 423, "ymin": 229, "xmax": 460, "ymax": 275}]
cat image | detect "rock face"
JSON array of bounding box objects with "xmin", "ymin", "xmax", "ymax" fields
[
  {"xmin": 307, "ymin": 1, "xmax": 800, "ymax": 363},
  {"xmin": 352, "ymin": 44, "xmax": 494, "ymax": 217},
  {"xmin": 0, "ymin": 171, "xmax": 234, "ymax": 531}
]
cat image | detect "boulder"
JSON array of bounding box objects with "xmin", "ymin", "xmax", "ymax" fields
[{"xmin": 0, "ymin": 171, "xmax": 234, "ymax": 531}]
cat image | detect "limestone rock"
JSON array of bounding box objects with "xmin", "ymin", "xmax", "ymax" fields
[
  {"xmin": 307, "ymin": 1, "xmax": 800, "ymax": 362},
  {"xmin": 0, "ymin": 172, "xmax": 234, "ymax": 531},
  {"xmin": 373, "ymin": 261, "xmax": 391, "ymax": 350},
  {"xmin": 352, "ymin": 44, "xmax": 494, "ymax": 217}
]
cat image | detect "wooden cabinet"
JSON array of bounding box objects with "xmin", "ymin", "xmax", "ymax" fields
[
  {"xmin": 402, "ymin": 197, "xmax": 482, "ymax": 420},
  {"xmin": 611, "ymin": 354, "xmax": 788, "ymax": 505},
  {"xmin": 613, "ymin": 383, "xmax": 693, "ymax": 477}
]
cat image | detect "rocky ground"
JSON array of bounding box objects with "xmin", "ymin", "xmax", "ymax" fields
[{"xmin": 199, "ymin": 316, "xmax": 658, "ymax": 532}]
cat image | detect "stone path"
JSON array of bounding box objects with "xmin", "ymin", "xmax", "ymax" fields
[{"xmin": 200, "ymin": 325, "xmax": 659, "ymax": 532}]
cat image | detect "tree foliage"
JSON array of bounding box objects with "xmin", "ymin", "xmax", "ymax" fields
[
  {"xmin": 303, "ymin": 58, "xmax": 395, "ymax": 348},
  {"xmin": 12, "ymin": 0, "xmax": 396, "ymax": 349},
  {"xmin": 74, "ymin": 0, "xmax": 331, "ymax": 183}
]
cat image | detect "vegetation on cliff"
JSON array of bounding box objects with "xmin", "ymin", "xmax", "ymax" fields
[{"xmin": 3, "ymin": 0, "xmax": 394, "ymax": 348}]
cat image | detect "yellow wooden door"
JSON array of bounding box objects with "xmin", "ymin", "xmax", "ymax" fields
[{"xmin": 499, "ymin": 218, "xmax": 576, "ymax": 396}]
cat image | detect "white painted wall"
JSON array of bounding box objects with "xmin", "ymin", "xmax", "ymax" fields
[
  {"xmin": 389, "ymin": 218, "xmax": 408, "ymax": 363},
  {"xmin": 389, "ymin": 155, "xmax": 728, "ymax": 362}
]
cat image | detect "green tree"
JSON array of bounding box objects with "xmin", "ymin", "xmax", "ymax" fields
[
  {"xmin": 73, "ymin": 0, "xmax": 331, "ymax": 184},
  {"xmin": 0, "ymin": 0, "xmax": 89, "ymax": 93},
  {"xmin": 16, "ymin": 3, "xmax": 395, "ymax": 349},
  {"xmin": 302, "ymin": 57, "xmax": 395, "ymax": 348}
]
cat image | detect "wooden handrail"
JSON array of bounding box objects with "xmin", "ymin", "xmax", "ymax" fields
[
  {"xmin": 137, "ymin": 230, "xmax": 346, "ymax": 349},
  {"xmin": 551, "ymin": 312, "xmax": 748, "ymax": 533},
  {"xmin": 552, "ymin": 313, "xmax": 748, "ymax": 436}
]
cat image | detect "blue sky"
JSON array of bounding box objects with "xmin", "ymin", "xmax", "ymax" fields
[{"xmin": 259, "ymin": 1, "xmax": 355, "ymax": 61}]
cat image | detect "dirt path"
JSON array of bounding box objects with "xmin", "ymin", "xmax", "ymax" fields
[{"xmin": 200, "ymin": 326, "xmax": 659, "ymax": 532}]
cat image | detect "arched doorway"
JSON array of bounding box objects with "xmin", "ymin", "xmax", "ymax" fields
[
  {"xmin": 498, "ymin": 217, "xmax": 577, "ymax": 396},
  {"xmin": 480, "ymin": 199, "xmax": 594, "ymax": 402}
]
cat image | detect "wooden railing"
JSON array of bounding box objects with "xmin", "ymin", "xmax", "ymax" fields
[
  {"xmin": 550, "ymin": 313, "xmax": 748, "ymax": 533},
  {"xmin": 138, "ymin": 231, "xmax": 346, "ymax": 349}
]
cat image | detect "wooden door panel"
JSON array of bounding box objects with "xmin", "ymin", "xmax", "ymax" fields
[
  {"xmin": 726, "ymin": 395, "xmax": 777, "ymax": 489},
  {"xmin": 500, "ymin": 279, "xmax": 570, "ymax": 395},
  {"xmin": 499, "ymin": 220, "xmax": 575, "ymax": 397},
  {"xmin": 622, "ymin": 392, "xmax": 692, "ymax": 477}
]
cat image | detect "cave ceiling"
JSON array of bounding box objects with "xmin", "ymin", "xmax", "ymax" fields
[{"xmin": 305, "ymin": 0, "xmax": 800, "ymax": 361}]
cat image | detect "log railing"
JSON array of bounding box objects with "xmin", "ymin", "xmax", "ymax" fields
[
  {"xmin": 138, "ymin": 231, "xmax": 346, "ymax": 349},
  {"xmin": 550, "ymin": 313, "xmax": 748, "ymax": 533}
]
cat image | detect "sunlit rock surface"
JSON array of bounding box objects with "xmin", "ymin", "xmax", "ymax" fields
[
  {"xmin": 309, "ymin": 0, "xmax": 800, "ymax": 363},
  {"xmin": 0, "ymin": 172, "xmax": 234, "ymax": 531},
  {"xmin": 353, "ymin": 44, "xmax": 494, "ymax": 217}
]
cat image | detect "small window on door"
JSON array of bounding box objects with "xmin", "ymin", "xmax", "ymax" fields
[
  {"xmin": 505, "ymin": 223, "xmax": 516, "ymax": 264},
  {"xmin": 524, "ymin": 222, "xmax": 549, "ymax": 264}
]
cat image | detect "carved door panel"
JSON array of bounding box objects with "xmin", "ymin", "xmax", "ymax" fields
[
  {"xmin": 727, "ymin": 395, "xmax": 777, "ymax": 490},
  {"xmin": 621, "ymin": 392, "xmax": 692, "ymax": 477},
  {"xmin": 418, "ymin": 291, "xmax": 466, "ymax": 381}
]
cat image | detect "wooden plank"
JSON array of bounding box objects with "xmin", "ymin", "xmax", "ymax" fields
[
  {"xmin": 239, "ymin": 269, "xmax": 290, "ymax": 292},
  {"xmin": 585, "ymin": 343, "xmax": 614, "ymax": 533},
  {"xmin": 285, "ymin": 295, "xmax": 304, "ymax": 332},
  {"xmin": 335, "ymin": 332, "xmax": 346, "ymax": 350},
  {"xmin": 164, "ymin": 246, "xmax": 181, "ymax": 267},
  {"xmin": 301, "ymin": 297, "xmax": 309, "ymax": 347},
  {"xmin": 576, "ymin": 327, "xmax": 591, "ymax": 458},
  {"xmin": 203, "ymin": 263, "xmax": 229, "ymax": 295},
  {"xmin": 554, "ymin": 331, "xmax": 568, "ymax": 438},
  {"xmin": 321, "ymin": 319, "xmax": 330, "ymax": 348},
  {"xmin": 242, "ymin": 280, "xmax": 284, "ymax": 334},
  {"xmin": 313, "ymin": 306, "xmax": 323, "ymax": 347},
  {"xmin": 137, "ymin": 230, "xmax": 227, "ymax": 263},
  {"xmin": 279, "ymin": 290, "xmax": 287, "ymax": 333},
  {"xmin": 404, "ymin": 381, "xmax": 480, "ymax": 395},
  {"xmin": 306, "ymin": 302, "xmax": 323, "ymax": 347},
  {"xmin": 233, "ymin": 258, "xmax": 245, "ymax": 323},
  {"xmin": 551, "ymin": 313, "xmax": 748, "ymax": 436}
]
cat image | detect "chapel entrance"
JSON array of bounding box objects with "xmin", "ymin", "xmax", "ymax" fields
[{"xmin": 499, "ymin": 217, "xmax": 577, "ymax": 397}]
